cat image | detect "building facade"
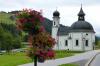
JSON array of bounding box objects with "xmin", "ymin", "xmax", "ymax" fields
[{"xmin": 52, "ymin": 7, "xmax": 95, "ymax": 51}]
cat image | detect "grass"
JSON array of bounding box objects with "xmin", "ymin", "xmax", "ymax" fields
[
  {"xmin": 0, "ymin": 50, "xmax": 83, "ymax": 66},
  {"xmin": 59, "ymin": 63, "xmax": 79, "ymax": 66},
  {"xmin": 55, "ymin": 50, "xmax": 83, "ymax": 59},
  {"xmin": 0, "ymin": 52, "xmax": 32, "ymax": 66},
  {"xmin": 55, "ymin": 51, "xmax": 74, "ymax": 58},
  {"xmin": 95, "ymin": 40, "xmax": 100, "ymax": 49}
]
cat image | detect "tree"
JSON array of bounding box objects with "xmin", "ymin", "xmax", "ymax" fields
[
  {"xmin": 0, "ymin": 25, "xmax": 13, "ymax": 52},
  {"xmin": 0, "ymin": 24, "xmax": 22, "ymax": 52},
  {"xmin": 2, "ymin": 32, "xmax": 13, "ymax": 52},
  {"xmin": 0, "ymin": 26, "xmax": 4, "ymax": 52},
  {"xmin": 12, "ymin": 36, "xmax": 22, "ymax": 49}
]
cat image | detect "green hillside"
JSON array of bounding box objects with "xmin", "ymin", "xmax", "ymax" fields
[
  {"xmin": 0, "ymin": 12, "xmax": 15, "ymax": 24},
  {"xmin": 0, "ymin": 12, "xmax": 20, "ymax": 36},
  {"xmin": 1, "ymin": 11, "xmax": 54, "ymax": 35},
  {"xmin": 42, "ymin": 18, "xmax": 52, "ymax": 34}
]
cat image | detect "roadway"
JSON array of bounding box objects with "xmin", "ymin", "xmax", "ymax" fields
[
  {"xmin": 19, "ymin": 50, "xmax": 100, "ymax": 66},
  {"xmin": 89, "ymin": 53, "xmax": 100, "ymax": 66}
]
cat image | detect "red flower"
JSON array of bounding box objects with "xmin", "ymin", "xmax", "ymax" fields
[
  {"xmin": 47, "ymin": 50, "xmax": 55, "ymax": 58},
  {"xmin": 16, "ymin": 9, "xmax": 44, "ymax": 33},
  {"xmin": 39, "ymin": 16, "xmax": 44, "ymax": 22},
  {"xmin": 18, "ymin": 18, "xmax": 27, "ymax": 23},
  {"xmin": 39, "ymin": 26, "xmax": 45, "ymax": 32}
]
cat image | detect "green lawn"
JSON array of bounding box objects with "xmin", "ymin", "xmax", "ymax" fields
[
  {"xmin": 0, "ymin": 50, "xmax": 83, "ymax": 66},
  {"xmin": 55, "ymin": 50, "xmax": 83, "ymax": 59},
  {"xmin": 95, "ymin": 40, "xmax": 100, "ymax": 49},
  {"xmin": 59, "ymin": 63, "xmax": 79, "ymax": 66},
  {"xmin": 0, "ymin": 52, "xmax": 32, "ymax": 66}
]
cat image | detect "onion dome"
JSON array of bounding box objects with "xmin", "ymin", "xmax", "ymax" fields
[{"xmin": 53, "ymin": 10, "xmax": 60, "ymax": 17}]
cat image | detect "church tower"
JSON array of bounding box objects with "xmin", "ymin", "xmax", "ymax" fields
[{"xmin": 52, "ymin": 10, "xmax": 60, "ymax": 47}]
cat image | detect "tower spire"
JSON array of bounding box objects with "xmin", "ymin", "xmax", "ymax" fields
[
  {"xmin": 81, "ymin": 3, "xmax": 82, "ymax": 8},
  {"xmin": 78, "ymin": 4, "xmax": 85, "ymax": 21}
]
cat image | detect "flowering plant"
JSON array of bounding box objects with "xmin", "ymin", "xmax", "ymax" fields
[
  {"xmin": 27, "ymin": 32, "xmax": 56, "ymax": 61},
  {"xmin": 16, "ymin": 9, "xmax": 44, "ymax": 33},
  {"xmin": 16, "ymin": 9, "xmax": 56, "ymax": 63}
]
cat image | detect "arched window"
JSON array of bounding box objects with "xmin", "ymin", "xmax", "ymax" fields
[
  {"xmin": 65, "ymin": 40, "xmax": 68, "ymax": 46},
  {"xmin": 85, "ymin": 40, "xmax": 88, "ymax": 46},
  {"xmin": 76, "ymin": 40, "xmax": 79, "ymax": 46}
]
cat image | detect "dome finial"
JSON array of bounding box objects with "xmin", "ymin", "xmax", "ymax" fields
[
  {"xmin": 56, "ymin": 7, "xmax": 58, "ymax": 11},
  {"xmin": 81, "ymin": 3, "xmax": 82, "ymax": 8}
]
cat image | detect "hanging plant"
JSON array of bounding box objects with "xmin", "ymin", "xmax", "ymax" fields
[
  {"xmin": 16, "ymin": 9, "xmax": 44, "ymax": 34},
  {"xmin": 16, "ymin": 9, "xmax": 56, "ymax": 65},
  {"xmin": 27, "ymin": 32, "xmax": 56, "ymax": 62}
]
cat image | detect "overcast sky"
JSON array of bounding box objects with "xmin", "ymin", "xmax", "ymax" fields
[{"xmin": 0, "ymin": 0, "xmax": 100, "ymax": 36}]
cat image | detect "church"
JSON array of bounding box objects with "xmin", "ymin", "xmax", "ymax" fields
[{"xmin": 52, "ymin": 6, "xmax": 95, "ymax": 51}]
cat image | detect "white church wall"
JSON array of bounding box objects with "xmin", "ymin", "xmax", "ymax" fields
[
  {"xmin": 85, "ymin": 33, "xmax": 95, "ymax": 51},
  {"xmin": 52, "ymin": 27, "xmax": 58, "ymax": 39},
  {"xmin": 53, "ymin": 35, "xmax": 72, "ymax": 50},
  {"xmin": 71, "ymin": 32, "xmax": 95, "ymax": 51},
  {"xmin": 82, "ymin": 32, "xmax": 95, "ymax": 51},
  {"xmin": 58, "ymin": 35, "xmax": 69, "ymax": 50},
  {"xmin": 92, "ymin": 33, "xmax": 95, "ymax": 50},
  {"xmin": 53, "ymin": 32, "xmax": 95, "ymax": 51},
  {"xmin": 71, "ymin": 32, "xmax": 83, "ymax": 51}
]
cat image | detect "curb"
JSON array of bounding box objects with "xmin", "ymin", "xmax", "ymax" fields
[{"xmin": 85, "ymin": 52, "xmax": 100, "ymax": 66}]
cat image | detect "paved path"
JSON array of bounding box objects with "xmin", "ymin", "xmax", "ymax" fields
[
  {"xmin": 19, "ymin": 50, "xmax": 100, "ymax": 66},
  {"xmin": 88, "ymin": 53, "xmax": 100, "ymax": 66},
  {"xmin": 73, "ymin": 59, "xmax": 88, "ymax": 66}
]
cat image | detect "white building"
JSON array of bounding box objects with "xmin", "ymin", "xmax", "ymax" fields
[{"xmin": 52, "ymin": 6, "xmax": 95, "ymax": 51}]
